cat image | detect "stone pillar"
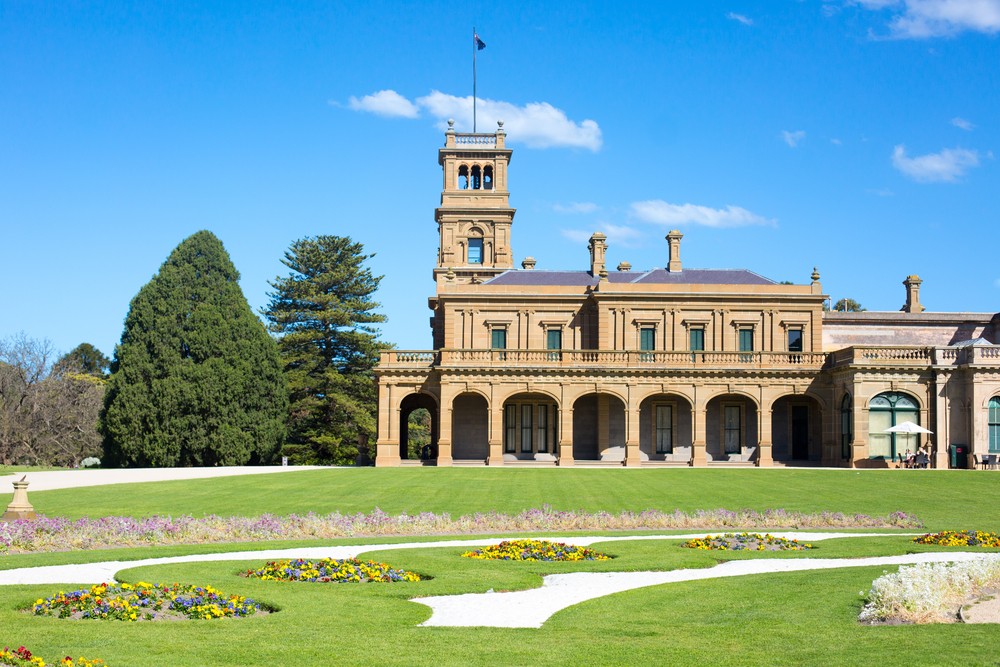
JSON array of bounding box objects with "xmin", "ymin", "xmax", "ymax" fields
[
  {"xmin": 757, "ymin": 399, "xmax": 773, "ymax": 467},
  {"xmin": 588, "ymin": 232, "xmax": 607, "ymax": 276},
  {"xmin": 488, "ymin": 403, "xmax": 505, "ymax": 465},
  {"xmin": 933, "ymin": 370, "xmax": 951, "ymax": 469},
  {"xmin": 625, "ymin": 398, "xmax": 642, "ymax": 467},
  {"xmin": 375, "ymin": 383, "xmax": 401, "ymax": 466},
  {"xmin": 437, "ymin": 384, "xmax": 455, "ymax": 466},
  {"xmin": 598, "ymin": 394, "xmax": 610, "ymax": 456},
  {"xmin": 558, "ymin": 406, "xmax": 575, "ymax": 466},
  {"xmin": 692, "ymin": 402, "xmax": 708, "ymax": 466}
]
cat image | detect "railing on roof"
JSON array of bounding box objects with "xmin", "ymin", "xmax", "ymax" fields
[{"xmin": 454, "ymin": 133, "xmax": 497, "ymax": 147}]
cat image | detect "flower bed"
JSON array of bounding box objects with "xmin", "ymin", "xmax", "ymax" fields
[
  {"xmin": 461, "ymin": 539, "xmax": 610, "ymax": 561},
  {"xmin": 245, "ymin": 558, "xmax": 421, "ymax": 583},
  {"xmin": 912, "ymin": 530, "xmax": 1000, "ymax": 548},
  {"xmin": 681, "ymin": 533, "xmax": 814, "ymax": 551},
  {"xmin": 0, "ymin": 506, "xmax": 922, "ymax": 555},
  {"xmin": 859, "ymin": 558, "xmax": 1000, "ymax": 624},
  {"xmin": 31, "ymin": 582, "xmax": 263, "ymax": 621},
  {"xmin": 1, "ymin": 645, "xmax": 106, "ymax": 666}
]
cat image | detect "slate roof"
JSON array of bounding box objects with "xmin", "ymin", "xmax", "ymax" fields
[{"xmin": 483, "ymin": 268, "xmax": 776, "ymax": 287}]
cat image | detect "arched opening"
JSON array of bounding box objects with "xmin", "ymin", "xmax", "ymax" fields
[
  {"xmin": 471, "ymin": 165, "xmax": 482, "ymax": 189},
  {"xmin": 639, "ymin": 394, "xmax": 693, "ymax": 462},
  {"xmin": 483, "ymin": 165, "xmax": 493, "ymax": 190},
  {"xmin": 572, "ymin": 393, "xmax": 625, "ymax": 461},
  {"xmin": 452, "ymin": 392, "xmax": 488, "ymax": 461},
  {"xmin": 458, "ymin": 165, "xmax": 469, "ymax": 189},
  {"xmin": 705, "ymin": 394, "xmax": 758, "ymax": 462},
  {"xmin": 771, "ymin": 395, "xmax": 823, "ymax": 463},
  {"xmin": 502, "ymin": 393, "xmax": 559, "ymax": 461},
  {"xmin": 868, "ymin": 391, "xmax": 920, "ymax": 462},
  {"xmin": 399, "ymin": 393, "xmax": 438, "ymax": 461},
  {"xmin": 467, "ymin": 237, "xmax": 483, "ymax": 264}
]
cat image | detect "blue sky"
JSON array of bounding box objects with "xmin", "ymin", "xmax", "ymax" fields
[{"xmin": 2, "ymin": 1, "xmax": 998, "ymax": 357}]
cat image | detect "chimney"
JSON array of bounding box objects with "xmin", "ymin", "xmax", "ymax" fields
[
  {"xmin": 521, "ymin": 256, "xmax": 536, "ymax": 270},
  {"xmin": 666, "ymin": 230, "xmax": 683, "ymax": 272},
  {"xmin": 902, "ymin": 275, "xmax": 925, "ymax": 313},
  {"xmin": 588, "ymin": 232, "xmax": 607, "ymax": 276},
  {"xmin": 617, "ymin": 261, "xmax": 632, "ymax": 272}
]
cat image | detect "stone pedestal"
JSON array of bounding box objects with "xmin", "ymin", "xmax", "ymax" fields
[{"xmin": 2, "ymin": 480, "xmax": 36, "ymax": 521}]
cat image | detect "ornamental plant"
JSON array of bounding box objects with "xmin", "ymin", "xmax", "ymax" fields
[
  {"xmin": 859, "ymin": 558, "xmax": 1000, "ymax": 624},
  {"xmin": 32, "ymin": 581, "xmax": 262, "ymax": 622},
  {"xmin": 912, "ymin": 530, "xmax": 1000, "ymax": 548},
  {"xmin": 1, "ymin": 646, "xmax": 106, "ymax": 667},
  {"xmin": 681, "ymin": 533, "xmax": 814, "ymax": 551},
  {"xmin": 461, "ymin": 539, "xmax": 610, "ymax": 561},
  {"xmin": 245, "ymin": 558, "xmax": 421, "ymax": 583},
  {"xmin": 0, "ymin": 506, "xmax": 922, "ymax": 555}
]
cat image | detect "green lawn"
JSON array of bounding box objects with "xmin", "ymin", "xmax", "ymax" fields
[
  {"xmin": 2, "ymin": 468, "xmax": 998, "ymax": 666},
  {"xmin": 24, "ymin": 467, "xmax": 1000, "ymax": 531}
]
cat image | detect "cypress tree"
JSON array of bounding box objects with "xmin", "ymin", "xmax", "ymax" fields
[
  {"xmin": 263, "ymin": 235, "xmax": 387, "ymax": 465},
  {"xmin": 101, "ymin": 231, "xmax": 287, "ymax": 467}
]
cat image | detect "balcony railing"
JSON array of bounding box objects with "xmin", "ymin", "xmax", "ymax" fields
[{"xmin": 378, "ymin": 349, "xmax": 828, "ymax": 370}]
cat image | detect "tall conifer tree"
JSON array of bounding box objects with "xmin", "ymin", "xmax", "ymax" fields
[
  {"xmin": 263, "ymin": 235, "xmax": 387, "ymax": 465},
  {"xmin": 101, "ymin": 231, "xmax": 287, "ymax": 467}
]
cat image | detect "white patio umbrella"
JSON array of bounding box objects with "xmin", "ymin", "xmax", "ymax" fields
[
  {"xmin": 884, "ymin": 421, "xmax": 933, "ymax": 463},
  {"xmin": 884, "ymin": 421, "xmax": 933, "ymax": 435}
]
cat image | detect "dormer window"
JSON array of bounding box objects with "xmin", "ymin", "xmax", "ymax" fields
[{"xmin": 468, "ymin": 238, "xmax": 483, "ymax": 264}]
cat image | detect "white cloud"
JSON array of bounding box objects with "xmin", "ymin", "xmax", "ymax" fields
[
  {"xmin": 995, "ymin": 278, "xmax": 1000, "ymax": 288},
  {"xmin": 858, "ymin": 0, "xmax": 1000, "ymax": 38},
  {"xmin": 782, "ymin": 130, "xmax": 806, "ymax": 147},
  {"xmin": 553, "ymin": 202, "xmax": 599, "ymax": 214},
  {"xmin": 343, "ymin": 89, "xmax": 602, "ymax": 151},
  {"xmin": 417, "ymin": 91, "xmax": 602, "ymax": 151},
  {"xmin": 831, "ymin": 138, "xmax": 843, "ymax": 145},
  {"xmin": 631, "ymin": 201, "xmax": 776, "ymax": 228},
  {"xmin": 951, "ymin": 116, "xmax": 975, "ymax": 130},
  {"xmin": 727, "ymin": 12, "xmax": 754, "ymax": 25},
  {"xmin": 866, "ymin": 187, "xmax": 895, "ymax": 196},
  {"xmin": 346, "ymin": 90, "xmax": 420, "ymax": 118},
  {"xmin": 891, "ymin": 144, "xmax": 980, "ymax": 182}
]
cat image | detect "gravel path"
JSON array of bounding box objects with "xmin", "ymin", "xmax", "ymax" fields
[{"xmin": 1, "ymin": 466, "xmax": 326, "ymax": 492}]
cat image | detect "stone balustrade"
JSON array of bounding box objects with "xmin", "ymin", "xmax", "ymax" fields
[
  {"xmin": 379, "ymin": 349, "xmax": 829, "ymax": 370},
  {"xmin": 454, "ymin": 133, "xmax": 496, "ymax": 147}
]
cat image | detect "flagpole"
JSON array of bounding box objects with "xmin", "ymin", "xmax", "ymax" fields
[{"xmin": 473, "ymin": 26, "xmax": 478, "ymax": 133}]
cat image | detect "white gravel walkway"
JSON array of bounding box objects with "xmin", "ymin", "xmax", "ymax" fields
[
  {"xmin": 6, "ymin": 531, "xmax": 977, "ymax": 630},
  {"xmin": 0, "ymin": 466, "xmax": 326, "ymax": 492}
]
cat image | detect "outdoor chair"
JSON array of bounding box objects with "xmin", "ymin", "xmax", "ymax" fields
[{"xmin": 914, "ymin": 454, "xmax": 929, "ymax": 469}]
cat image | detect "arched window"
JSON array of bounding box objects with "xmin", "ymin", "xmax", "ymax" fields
[
  {"xmin": 458, "ymin": 165, "xmax": 469, "ymax": 190},
  {"xmin": 989, "ymin": 397, "xmax": 1000, "ymax": 453},
  {"xmin": 840, "ymin": 394, "xmax": 852, "ymax": 459},
  {"xmin": 471, "ymin": 165, "xmax": 482, "ymax": 190},
  {"xmin": 868, "ymin": 392, "xmax": 919, "ymax": 460},
  {"xmin": 483, "ymin": 166, "xmax": 493, "ymax": 190}
]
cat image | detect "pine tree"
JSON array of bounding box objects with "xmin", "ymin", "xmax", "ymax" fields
[
  {"xmin": 101, "ymin": 231, "xmax": 287, "ymax": 467},
  {"xmin": 263, "ymin": 235, "xmax": 387, "ymax": 465}
]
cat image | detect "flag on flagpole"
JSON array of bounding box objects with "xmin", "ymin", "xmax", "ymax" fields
[{"xmin": 475, "ymin": 33, "xmax": 486, "ymax": 50}]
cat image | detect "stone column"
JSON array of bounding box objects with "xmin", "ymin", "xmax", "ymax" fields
[
  {"xmin": 488, "ymin": 402, "xmax": 505, "ymax": 466},
  {"xmin": 625, "ymin": 397, "xmax": 642, "ymax": 467},
  {"xmin": 558, "ymin": 406, "xmax": 575, "ymax": 466},
  {"xmin": 598, "ymin": 394, "xmax": 610, "ymax": 457},
  {"xmin": 757, "ymin": 397, "xmax": 773, "ymax": 467},
  {"xmin": 375, "ymin": 383, "xmax": 401, "ymax": 466},
  {"xmin": 692, "ymin": 401, "xmax": 708, "ymax": 466},
  {"xmin": 933, "ymin": 370, "xmax": 951, "ymax": 469},
  {"xmin": 436, "ymin": 384, "xmax": 455, "ymax": 466}
]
